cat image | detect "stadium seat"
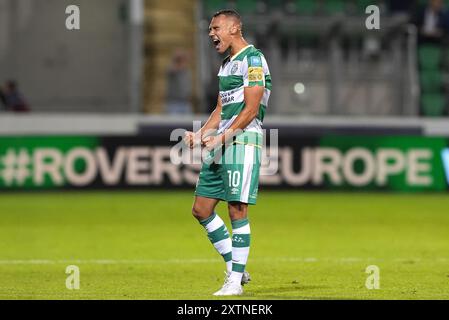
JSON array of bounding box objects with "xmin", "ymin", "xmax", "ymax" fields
[
  {"xmin": 265, "ymin": 0, "xmax": 284, "ymax": 11},
  {"xmin": 418, "ymin": 45, "xmax": 442, "ymax": 70},
  {"xmin": 294, "ymin": 0, "xmax": 318, "ymax": 15},
  {"xmin": 421, "ymin": 93, "xmax": 446, "ymax": 116},
  {"xmin": 236, "ymin": 0, "xmax": 260, "ymax": 14},
  {"xmin": 419, "ymin": 69, "xmax": 443, "ymax": 93},
  {"xmin": 418, "ymin": 0, "xmax": 449, "ymax": 5},
  {"xmin": 356, "ymin": 0, "xmax": 379, "ymax": 13},
  {"xmin": 323, "ymin": 0, "xmax": 346, "ymax": 14},
  {"xmin": 204, "ymin": 0, "xmax": 228, "ymax": 15}
]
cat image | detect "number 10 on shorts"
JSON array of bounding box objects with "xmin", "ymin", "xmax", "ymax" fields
[{"xmin": 227, "ymin": 170, "xmax": 241, "ymax": 187}]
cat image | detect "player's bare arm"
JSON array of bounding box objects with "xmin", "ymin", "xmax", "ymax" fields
[{"xmin": 183, "ymin": 96, "xmax": 222, "ymax": 149}]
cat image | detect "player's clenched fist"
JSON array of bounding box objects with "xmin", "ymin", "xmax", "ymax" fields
[
  {"xmin": 183, "ymin": 131, "xmax": 201, "ymax": 149},
  {"xmin": 183, "ymin": 131, "xmax": 194, "ymax": 148},
  {"xmin": 202, "ymin": 135, "xmax": 223, "ymax": 151}
]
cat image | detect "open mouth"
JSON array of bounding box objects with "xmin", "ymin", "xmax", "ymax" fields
[{"xmin": 212, "ymin": 38, "xmax": 221, "ymax": 50}]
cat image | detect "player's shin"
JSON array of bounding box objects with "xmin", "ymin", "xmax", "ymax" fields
[
  {"xmin": 199, "ymin": 212, "xmax": 232, "ymax": 272},
  {"xmin": 229, "ymin": 218, "xmax": 251, "ymax": 284}
]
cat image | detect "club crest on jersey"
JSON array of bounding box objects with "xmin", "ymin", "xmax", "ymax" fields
[{"xmin": 230, "ymin": 62, "xmax": 239, "ymax": 75}]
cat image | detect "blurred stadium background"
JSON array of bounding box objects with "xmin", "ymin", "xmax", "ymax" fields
[{"xmin": 0, "ymin": 0, "xmax": 449, "ymax": 299}]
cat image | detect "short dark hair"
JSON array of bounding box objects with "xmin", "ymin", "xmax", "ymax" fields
[{"xmin": 212, "ymin": 9, "xmax": 241, "ymax": 21}]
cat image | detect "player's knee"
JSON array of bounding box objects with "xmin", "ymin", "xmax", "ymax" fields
[
  {"xmin": 192, "ymin": 203, "xmax": 208, "ymax": 221},
  {"xmin": 228, "ymin": 202, "xmax": 247, "ymax": 220},
  {"xmin": 191, "ymin": 205, "xmax": 201, "ymax": 220}
]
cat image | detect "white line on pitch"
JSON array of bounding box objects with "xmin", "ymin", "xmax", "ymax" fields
[{"xmin": 0, "ymin": 257, "xmax": 447, "ymax": 265}]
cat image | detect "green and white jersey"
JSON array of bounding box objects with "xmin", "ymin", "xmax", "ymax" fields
[{"xmin": 217, "ymin": 45, "xmax": 271, "ymax": 136}]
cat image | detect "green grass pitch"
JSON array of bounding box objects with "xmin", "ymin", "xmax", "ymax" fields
[{"xmin": 0, "ymin": 191, "xmax": 448, "ymax": 300}]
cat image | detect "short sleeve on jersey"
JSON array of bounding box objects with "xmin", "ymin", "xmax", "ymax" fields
[{"xmin": 243, "ymin": 55, "xmax": 265, "ymax": 87}]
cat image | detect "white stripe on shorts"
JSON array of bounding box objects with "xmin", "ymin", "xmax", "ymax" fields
[{"xmin": 240, "ymin": 145, "xmax": 254, "ymax": 203}]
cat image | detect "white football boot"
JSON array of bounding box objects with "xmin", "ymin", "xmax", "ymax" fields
[{"xmin": 213, "ymin": 276, "xmax": 243, "ymax": 296}]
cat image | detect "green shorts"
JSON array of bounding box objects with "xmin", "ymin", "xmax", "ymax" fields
[{"xmin": 195, "ymin": 132, "xmax": 262, "ymax": 205}]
